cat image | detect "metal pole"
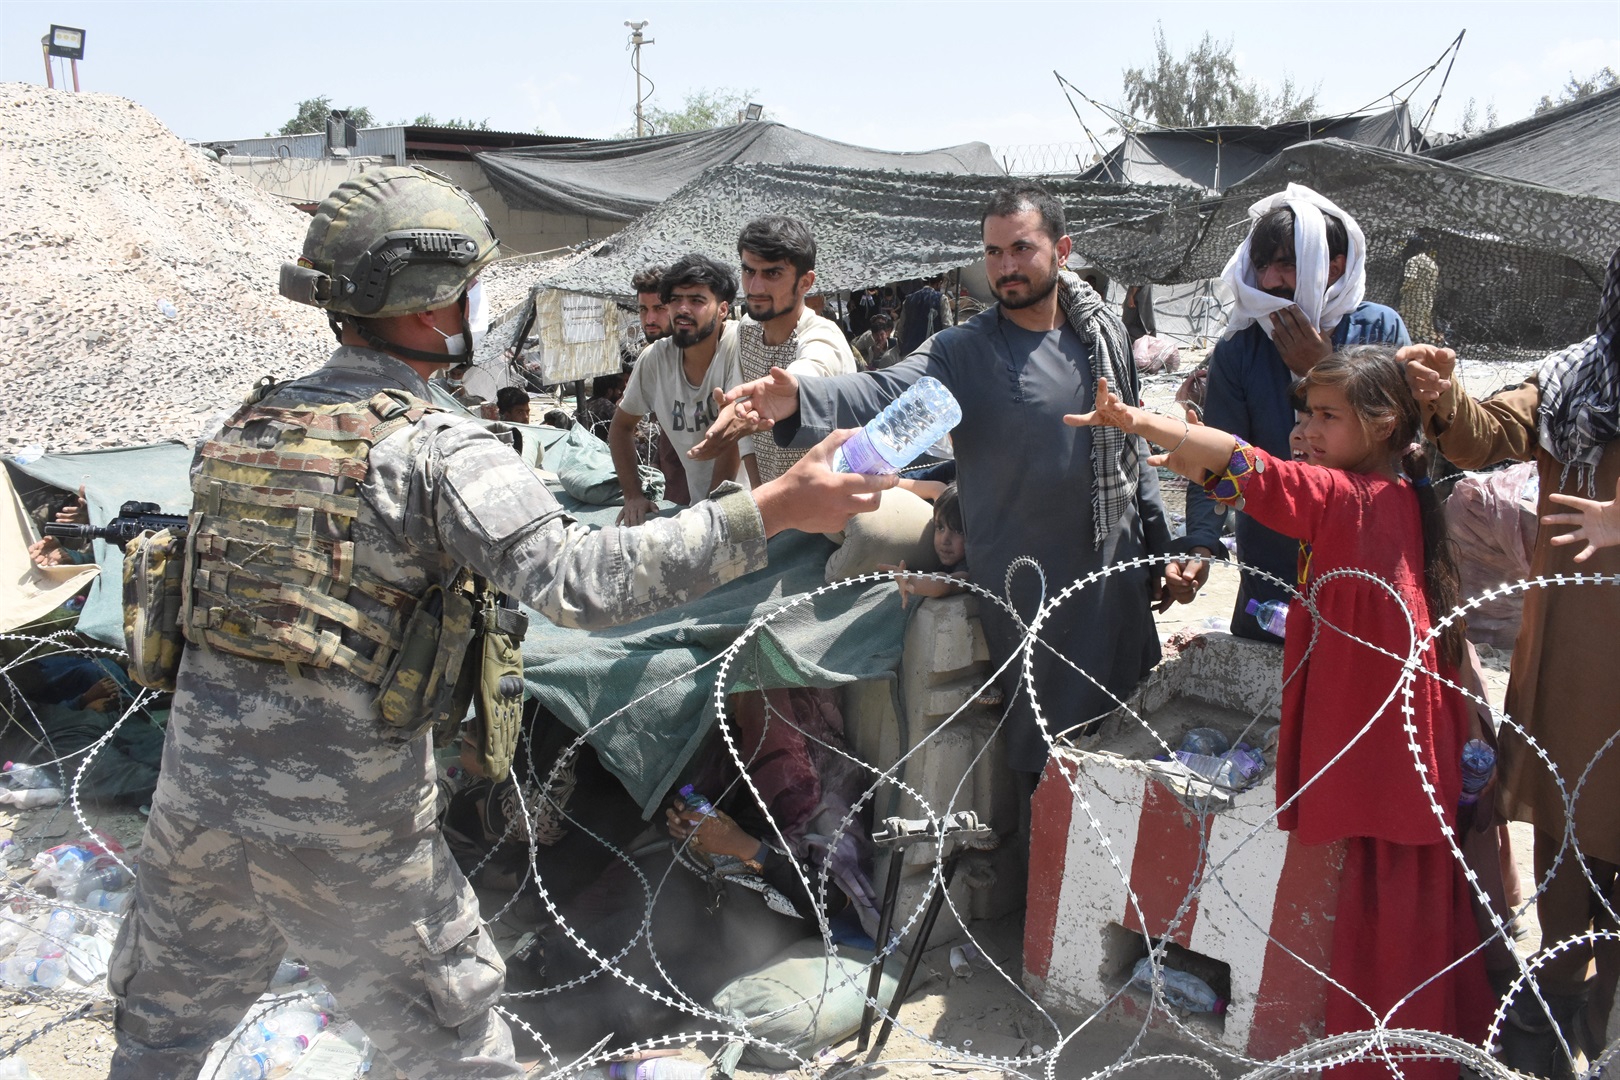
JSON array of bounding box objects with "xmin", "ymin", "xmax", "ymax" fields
[
  {"xmin": 856, "ymin": 848, "xmax": 909, "ymax": 1052},
  {"xmin": 633, "ymin": 45, "xmax": 643, "ymax": 137},
  {"xmin": 70, "ymin": 58, "xmax": 79, "ymax": 92},
  {"xmin": 41, "ymin": 42, "xmax": 53, "ymax": 89},
  {"xmin": 869, "ymin": 854, "xmax": 965, "ymax": 1058}
]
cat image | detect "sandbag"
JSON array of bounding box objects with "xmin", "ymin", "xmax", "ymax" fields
[{"xmin": 547, "ymin": 423, "xmax": 665, "ymax": 507}]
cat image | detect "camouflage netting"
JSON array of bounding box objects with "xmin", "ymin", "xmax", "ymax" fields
[
  {"xmin": 517, "ymin": 164, "xmax": 1194, "ymax": 301},
  {"xmin": 1072, "ymin": 139, "xmax": 1620, "ymax": 358}
]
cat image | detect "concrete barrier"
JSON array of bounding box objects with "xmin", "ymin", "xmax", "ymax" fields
[{"xmin": 1022, "ymin": 632, "xmax": 1345, "ymax": 1058}]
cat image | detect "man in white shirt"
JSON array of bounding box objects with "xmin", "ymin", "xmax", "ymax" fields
[
  {"xmin": 692, "ymin": 215, "xmax": 857, "ymax": 483},
  {"xmin": 610, "ymin": 255, "xmax": 748, "ymax": 525}
]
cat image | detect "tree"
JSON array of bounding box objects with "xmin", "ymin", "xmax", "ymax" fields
[
  {"xmin": 274, "ymin": 95, "xmax": 375, "ymax": 136},
  {"xmin": 407, "ymin": 113, "xmax": 493, "ymax": 130},
  {"xmin": 1120, "ymin": 25, "xmax": 1320, "ymax": 130},
  {"xmin": 1457, "ymin": 97, "xmax": 1499, "ymax": 136},
  {"xmin": 1534, "ymin": 66, "xmax": 1619, "ymax": 114},
  {"xmin": 625, "ymin": 87, "xmax": 759, "ymax": 137}
]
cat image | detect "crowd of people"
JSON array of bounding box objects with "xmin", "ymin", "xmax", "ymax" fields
[{"xmin": 13, "ymin": 159, "xmax": 1617, "ymax": 1079}]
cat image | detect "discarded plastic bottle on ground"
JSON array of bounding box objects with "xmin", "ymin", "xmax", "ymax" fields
[
  {"xmin": 0, "ymin": 954, "xmax": 66, "ymax": 990},
  {"xmin": 157, "ymin": 298, "xmax": 178, "ymax": 320},
  {"xmin": 608, "ymin": 1059, "xmax": 706, "ymax": 1080},
  {"xmin": 1178, "ymin": 727, "xmax": 1230, "ymax": 757},
  {"xmin": 832, "ymin": 376, "xmax": 962, "ymax": 476},
  {"xmin": 74, "ymin": 861, "xmax": 134, "ymax": 900},
  {"xmin": 268, "ymin": 958, "xmax": 310, "ymax": 987},
  {"xmin": 0, "ymin": 787, "xmax": 63, "ymax": 809},
  {"xmin": 262, "ymin": 1006, "xmax": 329, "ymax": 1042},
  {"xmin": 1460, "ymin": 739, "xmax": 1496, "ymax": 805},
  {"xmin": 1245, "ymin": 598, "xmax": 1289, "ymax": 637},
  {"xmin": 44, "ymin": 849, "xmax": 90, "ymax": 895},
  {"xmin": 1129, "ymin": 957, "xmax": 1226, "ymax": 1014},
  {"xmin": 1222, "ymin": 744, "xmax": 1266, "ymax": 786},
  {"xmin": 2, "ymin": 763, "xmax": 54, "ymax": 790},
  {"xmin": 226, "ymin": 1034, "xmax": 310, "ymax": 1079},
  {"xmin": 677, "ymin": 785, "xmax": 716, "ymax": 817},
  {"xmin": 84, "ymin": 889, "xmax": 133, "ymax": 914},
  {"xmin": 37, "ymin": 910, "xmax": 77, "ymax": 957},
  {"xmin": 0, "ymin": 1054, "xmax": 39, "ymax": 1078}
]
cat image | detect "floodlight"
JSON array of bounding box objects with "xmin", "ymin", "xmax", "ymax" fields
[
  {"xmin": 46, "ymin": 25, "xmax": 85, "ymax": 60},
  {"xmin": 744, "ymin": 103, "xmax": 764, "ymax": 121}
]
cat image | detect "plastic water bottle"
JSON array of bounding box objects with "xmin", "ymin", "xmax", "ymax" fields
[
  {"xmin": 44, "ymin": 849, "xmax": 90, "ymax": 895},
  {"xmin": 0, "ymin": 1054, "xmax": 38, "ymax": 1078},
  {"xmin": 268, "ymin": 957, "xmax": 310, "ymax": 987},
  {"xmin": 0, "ymin": 954, "xmax": 66, "ymax": 990},
  {"xmin": 1129, "ymin": 957, "xmax": 1226, "ymax": 1014},
  {"xmin": 157, "ymin": 298, "xmax": 178, "ymax": 320},
  {"xmin": 1245, "ymin": 598, "xmax": 1289, "ymax": 637},
  {"xmin": 84, "ymin": 889, "xmax": 133, "ymax": 914},
  {"xmin": 677, "ymin": 785, "xmax": 716, "ymax": 817},
  {"xmin": 2, "ymin": 764, "xmax": 55, "ymax": 790},
  {"xmin": 226, "ymin": 1034, "xmax": 309, "ymax": 1079},
  {"xmin": 36, "ymin": 910, "xmax": 77, "ymax": 957},
  {"xmin": 1460, "ymin": 739, "xmax": 1496, "ymax": 805},
  {"xmin": 1178, "ymin": 727, "xmax": 1230, "ymax": 757},
  {"xmin": 832, "ymin": 376, "xmax": 962, "ymax": 476},
  {"xmin": 73, "ymin": 861, "xmax": 134, "ymax": 900},
  {"xmin": 262, "ymin": 1006, "xmax": 329, "ymax": 1042},
  {"xmin": 608, "ymin": 1059, "xmax": 707, "ymax": 1080},
  {"xmin": 0, "ymin": 787, "xmax": 63, "ymax": 809},
  {"xmin": 1173, "ymin": 752, "xmax": 1234, "ymax": 785}
]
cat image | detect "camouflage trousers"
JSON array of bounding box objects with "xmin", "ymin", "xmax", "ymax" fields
[{"xmin": 107, "ymin": 804, "xmax": 522, "ymax": 1078}]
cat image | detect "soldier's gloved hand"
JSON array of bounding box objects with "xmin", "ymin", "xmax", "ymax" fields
[{"xmin": 753, "ymin": 429, "xmax": 896, "ymax": 537}]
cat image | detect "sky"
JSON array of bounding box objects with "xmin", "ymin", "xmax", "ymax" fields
[{"xmin": 2, "ymin": 0, "xmax": 1617, "ymax": 157}]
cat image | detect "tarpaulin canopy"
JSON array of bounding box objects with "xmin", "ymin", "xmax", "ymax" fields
[
  {"xmin": 1, "ymin": 463, "xmax": 101, "ymax": 633},
  {"xmin": 1079, "ymin": 104, "xmax": 1421, "ymax": 190},
  {"xmin": 1070, "ymin": 138, "xmax": 1620, "ymax": 355},
  {"xmin": 502, "ymin": 163, "xmax": 1193, "ymax": 305},
  {"xmin": 8, "ymin": 443, "xmax": 197, "ymax": 648},
  {"xmin": 477, "ymin": 121, "xmax": 1003, "ymax": 223},
  {"xmin": 1426, "ymin": 85, "xmax": 1620, "ymax": 201}
]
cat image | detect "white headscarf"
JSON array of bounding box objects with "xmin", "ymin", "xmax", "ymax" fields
[{"xmin": 1220, "ymin": 183, "xmax": 1366, "ymax": 341}]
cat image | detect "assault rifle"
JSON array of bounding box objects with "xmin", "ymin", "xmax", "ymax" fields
[{"xmin": 45, "ymin": 501, "xmax": 188, "ymax": 552}]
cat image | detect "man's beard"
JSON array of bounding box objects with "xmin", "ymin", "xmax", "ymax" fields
[
  {"xmin": 1263, "ymin": 286, "xmax": 1294, "ymax": 301},
  {"xmin": 992, "ymin": 260, "xmax": 1060, "ymax": 311},
  {"xmin": 671, "ymin": 315, "xmax": 719, "ymax": 349},
  {"xmin": 643, "ymin": 326, "xmax": 668, "ymax": 343},
  {"xmin": 745, "ymin": 296, "xmax": 788, "ymax": 322}
]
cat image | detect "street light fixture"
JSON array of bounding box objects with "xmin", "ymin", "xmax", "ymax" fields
[
  {"xmin": 744, "ymin": 103, "xmax": 764, "ymax": 122},
  {"xmin": 42, "ymin": 24, "xmax": 86, "ymax": 91}
]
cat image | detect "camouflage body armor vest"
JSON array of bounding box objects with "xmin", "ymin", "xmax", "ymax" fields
[{"xmin": 183, "ymin": 383, "xmax": 456, "ymax": 704}]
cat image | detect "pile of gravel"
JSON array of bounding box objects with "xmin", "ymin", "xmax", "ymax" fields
[{"xmin": 0, "ymin": 83, "xmax": 335, "ymax": 453}]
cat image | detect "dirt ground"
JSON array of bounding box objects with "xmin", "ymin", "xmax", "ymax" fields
[{"xmin": 0, "ymin": 573, "xmax": 1537, "ymax": 1079}]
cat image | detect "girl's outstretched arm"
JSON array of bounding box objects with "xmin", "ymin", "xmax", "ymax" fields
[
  {"xmin": 1065, "ymin": 377, "xmax": 1239, "ymax": 481},
  {"xmin": 1543, "ymin": 476, "xmax": 1620, "ymax": 563}
]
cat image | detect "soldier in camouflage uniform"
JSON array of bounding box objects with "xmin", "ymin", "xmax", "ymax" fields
[{"xmin": 107, "ymin": 166, "xmax": 890, "ymax": 1078}]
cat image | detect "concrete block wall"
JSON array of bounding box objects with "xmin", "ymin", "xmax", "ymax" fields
[{"xmin": 842, "ymin": 593, "xmax": 1022, "ymax": 951}]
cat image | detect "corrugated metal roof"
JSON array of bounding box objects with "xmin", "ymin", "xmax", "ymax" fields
[{"xmin": 199, "ymin": 125, "xmax": 590, "ymax": 163}]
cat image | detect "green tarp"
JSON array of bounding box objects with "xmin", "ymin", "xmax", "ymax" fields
[{"xmin": 7, "ymin": 436, "xmax": 904, "ymax": 814}]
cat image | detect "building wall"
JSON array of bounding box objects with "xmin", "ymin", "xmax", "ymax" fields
[{"xmin": 412, "ymin": 158, "xmax": 617, "ymax": 256}]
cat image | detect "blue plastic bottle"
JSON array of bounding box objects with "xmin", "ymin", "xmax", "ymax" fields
[
  {"xmin": 1245, "ymin": 598, "xmax": 1289, "ymax": 637},
  {"xmin": 1459, "ymin": 739, "xmax": 1496, "ymax": 805},
  {"xmin": 832, "ymin": 376, "xmax": 962, "ymax": 475},
  {"xmin": 677, "ymin": 785, "xmax": 716, "ymax": 817}
]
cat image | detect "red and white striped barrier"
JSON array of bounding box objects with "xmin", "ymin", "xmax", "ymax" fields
[{"xmin": 1024, "ymin": 746, "xmax": 1345, "ymax": 1057}]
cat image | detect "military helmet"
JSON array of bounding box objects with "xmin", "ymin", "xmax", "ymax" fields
[{"xmin": 279, "ymin": 166, "xmax": 498, "ymax": 318}]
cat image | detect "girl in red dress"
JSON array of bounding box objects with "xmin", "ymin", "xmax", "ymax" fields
[{"xmin": 1069, "ymin": 346, "xmax": 1492, "ymax": 1078}]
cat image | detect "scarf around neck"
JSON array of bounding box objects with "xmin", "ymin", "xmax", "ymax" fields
[
  {"xmin": 1049, "ymin": 270, "xmax": 1140, "ymax": 549},
  {"xmin": 1538, "ymin": 244, "xmax": 1620, "ymax": 494}
]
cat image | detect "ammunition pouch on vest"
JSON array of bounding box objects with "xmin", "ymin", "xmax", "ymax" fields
[
  {"xmin": 123, "ymin": 527, "xmax": 187, "ymax": 691},
  {"xmin": 179, "ymin": 381, "xmax": 485, "ymax": 734},
  {"xmin": 470, "ymin": 596, "xmax": 529, "ymax": 783}
]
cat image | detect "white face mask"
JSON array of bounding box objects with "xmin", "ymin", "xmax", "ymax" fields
[
  {"xmin": 433, "ymin": 280, "xmax": 488, "ymax": 357},
  {"xmin": 467, "ymin": 279, "xmax": 488, "ymax": 351}
]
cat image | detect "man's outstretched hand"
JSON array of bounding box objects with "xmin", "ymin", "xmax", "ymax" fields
[
  {"xmin": 1399, "ymin": 344, "xmax": 1457, "ymax": 405},
  {"xmin": 1543, "ymin": 476, "xmax": 1620, "ymax": 563},
  {"xmin": 689, "ymin": 366, "xmax": 802, "ymax": 460},
  {"xmin": 753, "ymin": 429, "xmax": 894, "ymax": 537}
]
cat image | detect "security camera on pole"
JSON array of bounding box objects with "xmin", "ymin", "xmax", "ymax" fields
[{"xmin": 624, "ymin": 20, "xmax": 655, "ymax": 137}]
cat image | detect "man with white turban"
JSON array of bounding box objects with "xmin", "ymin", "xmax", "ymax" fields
[{"xmin": 1181, "ymin": 184, "xmax": 1410, "ymax": 639}]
